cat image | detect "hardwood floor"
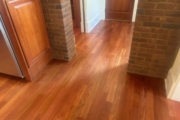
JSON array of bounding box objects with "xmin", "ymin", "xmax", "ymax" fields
[{"xmin": 0, "ymin": 20, "xmax": 180, "ymax": 120}]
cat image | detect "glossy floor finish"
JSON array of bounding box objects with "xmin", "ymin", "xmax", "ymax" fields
[{"xmin": 0, "ymin": 20, "xmax": 180, "ymax": 120}]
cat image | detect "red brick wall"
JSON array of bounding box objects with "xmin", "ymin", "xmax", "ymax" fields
[
  {"xmin": 40, "ymin": 0, "xmax": 76, "ymax": 61},
  {"xmin": 128, "ymin": 0, "xmax": 180, "ymax": 78}
]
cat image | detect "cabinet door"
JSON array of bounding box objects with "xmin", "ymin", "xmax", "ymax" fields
[{"xmin": 6, "ymin": 0, "xmax": 52, "ymax": 79}]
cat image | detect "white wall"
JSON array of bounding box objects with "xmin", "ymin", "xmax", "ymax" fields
[
  {"xmin": 172, "ymin": 80, "xmax": 180, "ymax": 101},
  {"xmin": 82, "ymin": 0, "xmax": 103, "ymax": 32},
  {"xmin": 165, "ymin": 49, "xmax": 180, "ymax": 102},
  {"xmin": 99, "ymin": 0, "xmax": 105, "ymax": 20}
]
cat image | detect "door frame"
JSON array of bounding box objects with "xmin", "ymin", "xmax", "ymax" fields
[
  {"xmin": 132, "ymin": 0, "xmax": 138, "ymax": 22},
  {"xmin": 80, "ymin": 0, "xmax": 86, "ymax": 33}
]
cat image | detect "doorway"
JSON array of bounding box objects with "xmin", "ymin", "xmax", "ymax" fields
[{"xmin": 71, "ymin": 0, "xmax": 138, "ymax": 33}]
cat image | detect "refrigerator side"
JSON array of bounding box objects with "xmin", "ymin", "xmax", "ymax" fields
[{"xmin": 0, "ymin": 15, "xmax": 23, "ymax": 78}]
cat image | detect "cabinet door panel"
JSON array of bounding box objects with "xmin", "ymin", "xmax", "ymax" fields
[{"xmin": 6, "ymin": 0, "xmax": 50, "ymax": 67}]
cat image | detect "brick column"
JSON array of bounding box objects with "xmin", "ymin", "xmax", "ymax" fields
[
  {"xmin": 40, "ymin": 0, "xmax": 76, "ymax": 61},
  {"xmin": 128, "ymin": 0, "xmax": 180, "ymax": 78}
]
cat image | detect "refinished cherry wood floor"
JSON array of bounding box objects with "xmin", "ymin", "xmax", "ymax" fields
[{"xmin": 0, "ymin": 20, "xmax": 180, "ymax": 120}]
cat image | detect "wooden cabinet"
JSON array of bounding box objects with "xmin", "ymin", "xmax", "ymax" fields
[{"xmin": 0, "ymin": 0, "xmax": 52, "ymax": 81}]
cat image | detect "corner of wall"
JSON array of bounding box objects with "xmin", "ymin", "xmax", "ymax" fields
[
  {"xmin": 165, "ymin": 69, "xmax": 175, "ymax": 98},
  {"xmin": 100, "ymin": 10, "xmax": 105, "ymax": 20},
  {"xmin": 166, "ymin": 49, "xmax": 180, "ymax": 101}
]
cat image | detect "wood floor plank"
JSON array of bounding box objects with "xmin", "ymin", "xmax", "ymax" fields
[{"xmin": 0, "ymin": 20, "xmax": 179, "ymax": 120}]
